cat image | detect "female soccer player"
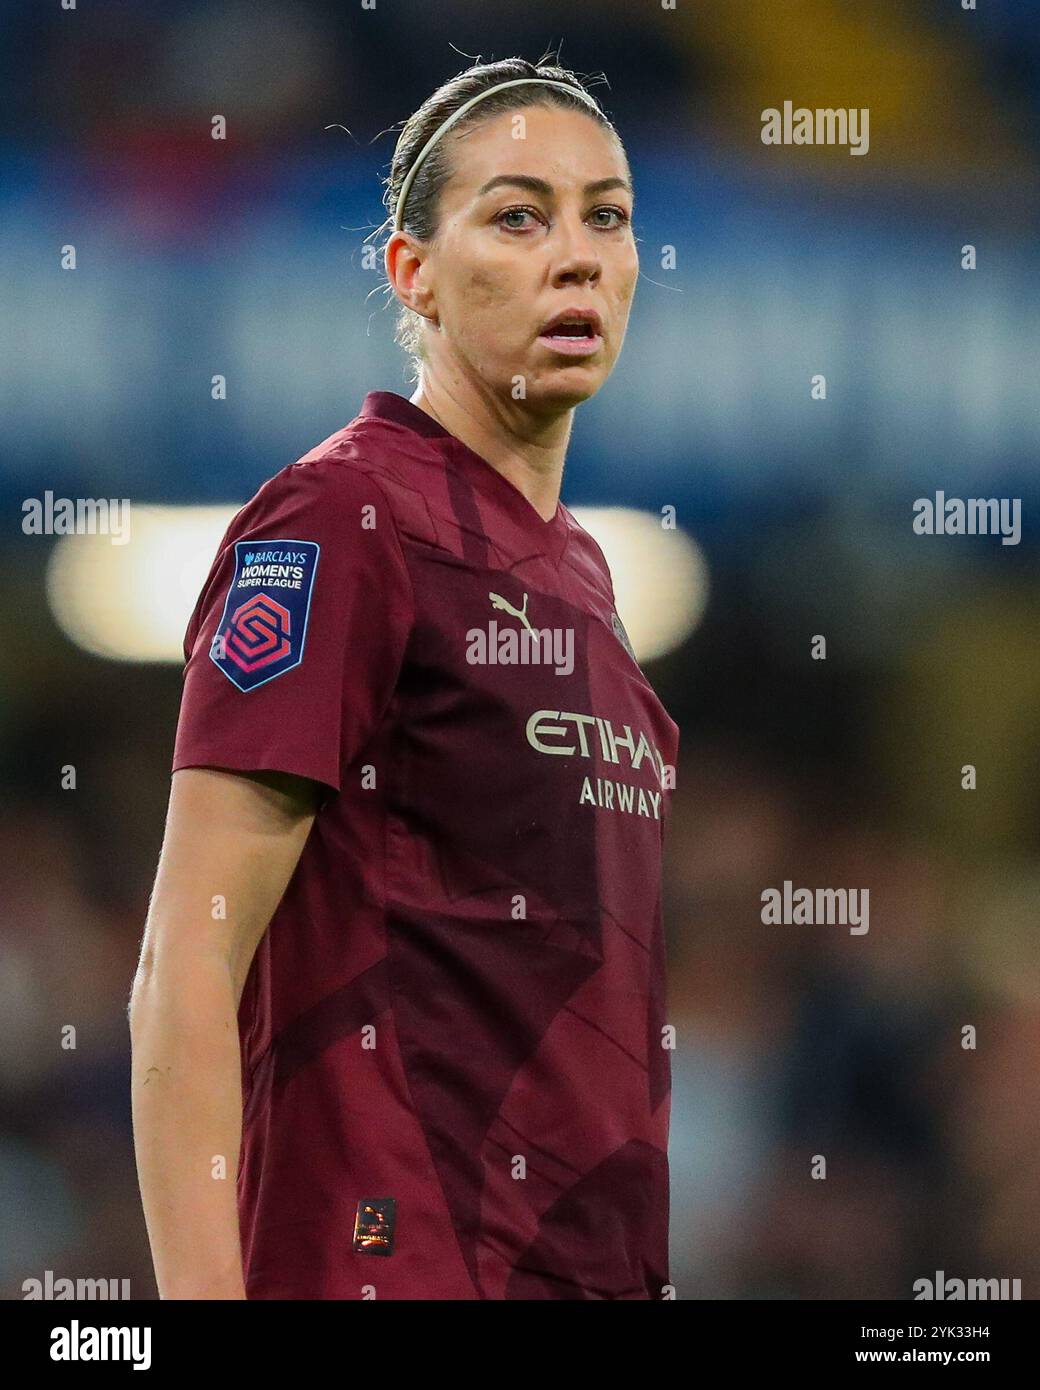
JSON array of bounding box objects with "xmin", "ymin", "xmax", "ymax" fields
[{"xmin": 130, "ymin": 53, "xmax": 679, "ymax": 1301}]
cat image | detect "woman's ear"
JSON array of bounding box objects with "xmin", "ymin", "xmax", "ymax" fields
[{"xmin": 386, "ymin": 231, "xmax": 437, "ymax": 324}]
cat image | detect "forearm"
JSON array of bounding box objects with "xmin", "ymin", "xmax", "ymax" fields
[{"xmin": 129, "ymin": 955, "xmax": 248, "ymax": 1299}]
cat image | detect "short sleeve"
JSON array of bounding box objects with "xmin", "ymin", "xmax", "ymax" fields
[{"xmin": 171, "ymin": 458, "xmax": 414, "ymax": 795}]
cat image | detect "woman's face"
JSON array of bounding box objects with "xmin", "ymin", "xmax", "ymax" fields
[{"xmin": 405, "ymin": 104, "xmax": 638, "ymax": 413}]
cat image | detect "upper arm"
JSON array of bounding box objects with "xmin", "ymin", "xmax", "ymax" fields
[
  {"xmin": 172, "ymin": 459, "xmax": 414, "ymax": 796},
  {"xmin": 147, "ymin": 457, "xmax": 414, "ymax": 1002},
  {"xmin": 137, "ymin": 767, "xmax": 318, "ymax": 1006}
]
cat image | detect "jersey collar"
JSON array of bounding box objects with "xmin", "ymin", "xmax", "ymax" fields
[{"xmin": 358, "ymin": 391, "xmax": 571, "ymax": 565}]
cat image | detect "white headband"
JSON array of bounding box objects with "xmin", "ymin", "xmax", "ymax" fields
[{"xmin": 393, "ymin": 77, "xmax": 602, "ymax": 233}]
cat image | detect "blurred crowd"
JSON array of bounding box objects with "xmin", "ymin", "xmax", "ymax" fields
[
  {"xmin": 2, "ymin": 1, "xmax": 1039, "ymax": 1299},
  {"xmin": 3, "ymin": 532, "xmax": 1038, "ymax": 1299}
]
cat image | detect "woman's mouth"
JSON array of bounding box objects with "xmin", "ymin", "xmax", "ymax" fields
[
  {"xmin": 537, "ymin": 316, "xmax": 603, "ymax": 357},
  {"xmin": 536, "ymin": 312, "xmax": 600, "ymax": 358}
]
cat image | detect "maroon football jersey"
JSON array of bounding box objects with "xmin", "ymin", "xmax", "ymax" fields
[{"xmin": 172, "ymin": 390, "xmax": 680, "ymax": 1299}]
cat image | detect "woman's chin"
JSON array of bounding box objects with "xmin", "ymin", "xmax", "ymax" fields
[{"xmin": 525, "ymin": 363, "xmax": 608, "ymax": 410}]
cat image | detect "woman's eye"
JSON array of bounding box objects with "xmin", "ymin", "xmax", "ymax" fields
[
  {"xmin": 590, "ymin": 206, "xmax": 630, "ymax": 229},
  {"xmin": 496, "ymin": 205, "xmax": 630, "ymax": 232},
  {"xmin": 498, "ymin": 206, "xmax": 539, "ymax": 230}
]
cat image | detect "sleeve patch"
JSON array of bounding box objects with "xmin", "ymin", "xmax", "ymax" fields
[{"xmin": 208, "ymin": 539, "xmax": 320, "ymax": 691}]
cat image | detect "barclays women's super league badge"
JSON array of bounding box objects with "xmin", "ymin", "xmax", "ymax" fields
[{"xmin": 209, "ymin": 539, "xmax": 320, "ymax": 691}]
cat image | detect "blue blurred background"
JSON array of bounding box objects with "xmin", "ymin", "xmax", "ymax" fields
[{"xmin": 2, "ymin": 0, "xmax": 1039, "ymax": 1299}]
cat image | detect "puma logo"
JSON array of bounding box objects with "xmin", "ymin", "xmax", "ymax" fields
[
  {"xmin": 473, "ymin": 590, "xmax": 574, "ymax": 675},
  {"xmin": 489, "ymin": 591, "xmax": 535, "ymax": 634}
]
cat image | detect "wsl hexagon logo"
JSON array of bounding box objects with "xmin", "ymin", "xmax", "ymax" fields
[
  {"xmin": 209, "ymin": 539, "xmax": 319, "ymax": 691},
  {"xmin": 227, "ymin": 593, "xmax": 292, "ymax": 670}
]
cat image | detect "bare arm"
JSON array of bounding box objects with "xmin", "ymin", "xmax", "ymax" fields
[{"xmin": 129, "ymin": 766, "xmax": 319, "ymax": 1299}]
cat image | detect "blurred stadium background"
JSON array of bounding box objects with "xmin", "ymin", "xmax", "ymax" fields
[{"xmin": 2, "ymin": 0, "xmax": 1039, "ymax": 1299}]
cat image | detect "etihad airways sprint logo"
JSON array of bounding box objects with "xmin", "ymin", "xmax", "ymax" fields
[
  {"xmin": 526, "ymin": 709, "xmax": 672, "ymax": 820},
  {"xmin": 466, "ymin": 591, "xmax": 574, "ymax": 676}
]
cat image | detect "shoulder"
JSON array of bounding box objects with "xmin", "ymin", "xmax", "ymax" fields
[
  {"xmin": 201, "ymin": 434, "xmax": 422, "ymax": 605},
  {"xmin": 226, "ymin": 426, "xmax": 415, "ymax": 543},
  {"xmin": 242, "ymin": 415, "xmax": 441, "ymax": 545}
]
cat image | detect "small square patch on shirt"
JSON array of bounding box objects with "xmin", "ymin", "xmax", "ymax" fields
[
  {"xmin": 612, "ymin": 609, "xmax": 636, "ymax": 660},
  {"xmin": 353, "ymin": 1198, "xmax": 396, "ymax": 1256}
]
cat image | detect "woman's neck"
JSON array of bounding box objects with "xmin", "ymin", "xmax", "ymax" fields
[{"xmin": 410, "ymin": 377, "xmax": 572, "ymax": 523}]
